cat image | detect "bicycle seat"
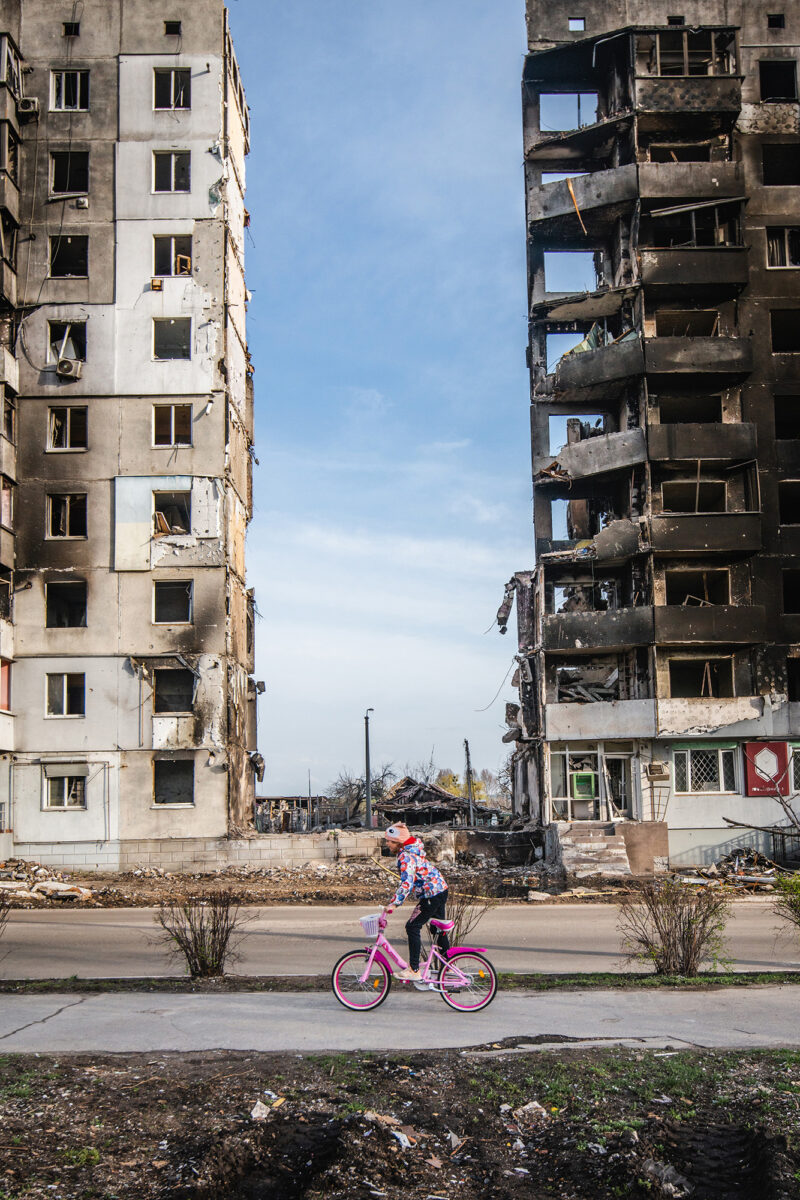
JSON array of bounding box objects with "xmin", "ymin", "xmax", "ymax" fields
[{"xmin": 430, "ymin": 918, "xmax": 454, "ymax": 931}]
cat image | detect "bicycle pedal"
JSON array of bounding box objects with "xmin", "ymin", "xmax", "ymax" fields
[{"xmin": 413, "ymin": 981, "xmax": 436, "ymax": 992}]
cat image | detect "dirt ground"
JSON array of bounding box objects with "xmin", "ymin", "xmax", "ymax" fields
[{"xmin": 1, "ymin": 1045, "xmax": 798, "ymax": 1199}]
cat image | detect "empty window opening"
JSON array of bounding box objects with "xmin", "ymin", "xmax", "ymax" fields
[
  {"xmin": 768, "ymin": 14, "xmax": 786, "ymax": 30},
  {"xmin": 153, "ymin": 235, "xmax": 192, "ymax": 276},
  {"xmin": 0, "ymin": 477, "xmax": 11, "ymax": 529},
  {"xmin": 788, "ymin": 658, "xmax": 800, "ymax": 701},
  {"xmin": 0, "ymin": 212, "xmax": 16, "ymax": 266},
  {"xmin": 568, "ymin": 17, "xmax": 585, "ymax": 32},
  {"xmin": 153, "ymin": 490, "xmax": 191, "ymax": 536},
  {"xmin": 153, "ymin": 317, "xmax": 191, "ymax": 360},
  {"xmin": 658, "ymin": 394, "xmax": 722, "ymax": 424},
  {"xmin": 50, "ymin": 150, "xmax": 89, "ymax": 195},
  {"xmin": 49, "ymin": 235, "xmax": 88, "ymax": 278},
  {"xmin": 783, "ymin": 569, "xmax": 800, "ymax": 613},
  {"xmin": 47, "ymin": 493, "xmax": 87, "ymax": 538},
  {"xmin": 667, "ymin": 15, "xmax": 685, "ymax": 25},
  {"xmin": 539, "ymin": 92, "xmax": 598, "ymax": 132},
  {"xmin": 3, "ymin": 390, "xmax": 15, "ymax": 443},
  {"xmin": 771, "ymin": 310, "xmax": 800, "ymax": 352},
  {"xmin": 665, "ymin": 570, "xmax": 729, "ymax": 606},
  {"xmin": 154, "ymin": 580, "xmax": 193, "ymax": 624},
  {"xmin": 46, "ymin": 774, "xmax": 85, "ymax": 809},
  {"xmin": 674, "ymin": 746, "xmax": 736, "ymax": 793},
  {"xmin": 48, "ymin": 407, "xmax": 87, "ymax": 451},
  {"xmin": 46, "ymin": 672, "xmax": 85, "ymax": 716},
  {"xmin": 544, "ymin": 250, "xmax": 599, "ymax": 293},
  {"xmin": 164, "ymin": 20, "xmax": 182, "ymax": 36},
  {"xmin": 779, "ymin": 480, "xmax": 800, "ymax": 524},
  {"xmin": 662, "ymin": 480, "xmax": 726, "ymax": 513},
  {"xmin": 767, "ymin": 227, "xmax": 800, "ymax": 267},
  {"xmin": 62, "ymin": 21, "xmax": 79, "ymax": 36},
  {"xmin": 48, "ymin": 321, "xmax": 86, "ymax": 363},
  {"xmin": 51, "ymin": 69, "xmax": 89, "ymax": 111},
  {"xmin": 154, "ymin": 68, "xmax": 191, "ymax": 110},
  {"xmin": 655, "ymin": 309, "xmax": 719, "ymax": 337},
  {"xmin": 153, "ymin": 758, "xmax": 194, "ymax": 805},
  {"xmin": 669, "ymin": 657, "xmax": 733, "ymax": 698},
  {"xmin": 548, "ymin": 413, "xmax": 606, "ymax": 454},
  {"xmin": 649, "ymin": 142, "xmax": 711, "ymax": 162},
  {"xmin": 644, "ymin": 200, "xmax": 741, "ymax": 248},
  {"xmin": 762, "ymin": 144, "xmax": 800, "ymax": 185},
  {"xmin": 153, "ymin": 151, "xmax": 190, "ymax": 192},
  {"xmin": 638, "ymin": 30, "xmax": 735, "ymax": 77},
  {"xmin": 775, "ymin": 396, "xmax": 800, "ymax": 438},
  {"xmin": 550, "ymin": 578, "xmax": 620, "ymax": 613},
  {"xmin": 46, "ymin": 580, "xmax": 87, "ymax": 628},
  {"xmin": 153, "ymin": 404, "xmax": 192, "ymax": 447},
  {"xmin": 545, "ymin": 330, "xmax": 591, "ymax": 371},
  {"xmin": 760, "ymin": 60, "xmax": 797, "ymax": 102},
  {"xmin": 153, "ymin": 668, "xmax": 194, "ymax": 713}
]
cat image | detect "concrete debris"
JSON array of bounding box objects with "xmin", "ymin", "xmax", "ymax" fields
[
  {"xmin": 640, "ymin": 1157, "xmax": 694, "ymax": 1197},
  {"xmin": 512, "ymin": 1101, "xmax": 549, "ymax": 1123},
  {"xmin": 673, "ymin": 846, "xmax": 785, "ymax": 891},
  {"xmin": 249, "ymin": 1100, "xmax": 271, "ymax": 1120}
]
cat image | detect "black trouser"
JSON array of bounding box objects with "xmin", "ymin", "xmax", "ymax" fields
[{"xmin": 405, "ymin": 889, "xmax": 449, "ymax": 970}]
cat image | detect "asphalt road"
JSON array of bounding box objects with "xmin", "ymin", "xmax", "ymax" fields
[
  {"xmin": 2, "ymin": 901, "xmax": 796, "ymax": 978},
  {"xmin": 0, "ymin": 986, "xmax": 798, "ymax": 1053}
]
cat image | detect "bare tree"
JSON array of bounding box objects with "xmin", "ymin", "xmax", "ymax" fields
[
  {"xmin": 497, "ymin": 752, "xmax": 514, "ymax": 801},
  {"xmin": 328, "ymin": 763, "xmax": 396, "ymax": 819}
]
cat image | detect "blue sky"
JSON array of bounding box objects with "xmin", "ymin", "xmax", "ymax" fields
[{"xmin": 227, "ymin": 0, "xmax": 534, "ymax": 793}]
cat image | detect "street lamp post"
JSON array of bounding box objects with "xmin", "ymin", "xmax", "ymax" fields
[{"xmin": 364, "ymin": 707, "xmax": 374, "ymax": 829}]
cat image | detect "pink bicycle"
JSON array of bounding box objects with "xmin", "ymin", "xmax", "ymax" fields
[{"xmin": 331, "ymin": 912, "xmax": 497, "ymax": 1012}]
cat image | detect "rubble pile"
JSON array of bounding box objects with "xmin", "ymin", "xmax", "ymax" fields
[
  {"xmin": 0, "ymin": 858, "xmax": 94, "ymax": 903},
  {"xmin": 674, "ymin": 845, "xmax": 786, "ymax": 891}
]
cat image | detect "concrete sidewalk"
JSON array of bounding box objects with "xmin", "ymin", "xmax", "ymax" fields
[{"xmin": 1, "ymin": 986, "xmax": 798, "ymax": 1054}]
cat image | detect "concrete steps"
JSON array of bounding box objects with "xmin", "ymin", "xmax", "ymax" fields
[{"xmin": 557, "ymin": 821, "xmax": 632, "ymax": 879}]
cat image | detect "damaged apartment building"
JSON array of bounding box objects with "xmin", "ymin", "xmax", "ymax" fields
[
  {"xmin": 501, "ymin": 1, "xmax": 800, "ymax": 863},
  {"xmin": 0, "ymin": 0, "xmax": 259, "ymax": 869}
]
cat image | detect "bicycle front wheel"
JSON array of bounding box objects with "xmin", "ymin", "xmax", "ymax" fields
[
  {"xmin": 438, "ymin": 952, "xmax": 497, "ymax": 1012},
  {"xmin": 331, "ymin": 950, "xmax": 391, "ymax": 1011}
]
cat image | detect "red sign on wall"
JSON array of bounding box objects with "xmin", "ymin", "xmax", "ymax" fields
[{"xmin": 744, "ymin": 742, "xmax": 790, "ymax": 797}]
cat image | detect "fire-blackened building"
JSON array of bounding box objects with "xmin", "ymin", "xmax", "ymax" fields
[
  {"xmin": 505, "ymin": 2, "xmax": 800, "ymax": 863},
  {"xmin": 0, "ymin": 0, "xmax": 259, "ymax": 869}
]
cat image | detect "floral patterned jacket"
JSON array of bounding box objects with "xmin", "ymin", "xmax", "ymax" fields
[{"xmin": 390, "ymin": 838, "xmax": 448, "ymax": 908}]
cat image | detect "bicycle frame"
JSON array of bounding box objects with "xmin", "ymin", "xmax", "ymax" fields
[{"xmin": 359, "ymin": 928, "xmax": 488, "ymax": 990}]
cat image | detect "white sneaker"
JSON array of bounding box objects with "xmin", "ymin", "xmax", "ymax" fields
[{"xmin": 395, "ymin": 967, "xmax": 421, "ymax": 981}]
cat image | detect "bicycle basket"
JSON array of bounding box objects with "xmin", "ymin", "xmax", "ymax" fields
[{"xmin": 359, "ymin": 913, "xmax": 381, "ymax": 937}]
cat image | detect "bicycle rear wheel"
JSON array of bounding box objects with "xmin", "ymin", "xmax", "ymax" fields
[
  {"xmin": 438, "ymin": 952, "xmax": 497, "ymax": 1011},
  {"xmin": 331, "ymin": 950, "xmax": 391, "ymax": 1010}
]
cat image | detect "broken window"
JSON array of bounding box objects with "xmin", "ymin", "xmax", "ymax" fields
[
  {"xmin": 0, "ymin": 571, "xmax": 9, "ymax": 620},
  {"xmin": 762, "ymin": 144, "xmax": 800, "ymax": 185},
  {"xmin": 153, "ymin": 318, "xmax": 191, "ymax": 360},
  {"xmin": 544, "ymin": 251, "xmax": 599, "ymax": 292},
  {"xmin": 760, "ymin": 60, "xmax": 798, "ymax": 102},
  {"xmin": 46, "ymin": 672, "xmax": 85, "ymax": 716},
  {"xmin": 0, "ymin": 211, "xmax": 16, "ymax": 265},
  {"xmin": 0, "ymin": 476, "xmax": 12, "ymax": 529},
  {"xmin": 47, "ymin": 493, "xmax": 87, "ymax": 538},
  {"xmin": 649, "ymin": 143, "xmax": 711, "ymax": 163},
  {"xmin": 164, "ymin": 20, "xmax": 182, "ymax": 36},
  {"xmin": 539, "ymin": 92, "xmax": 598, "ymax": 132},
  {"xmin": 62, "ymin": 21, "xmax": 79, "ymax": 37},
  {"xmin": 655, "ymin": 310, "xmax": 719, "ymax": 337},
  {"xmin": 153, "ymin": 491, "xmax": 191, "ymax": 536},
  {"xmin": 154, "ymin": 68, "xmax": 191, "ymax": 110},
  {"xmin": 638, "ymin": 30, "xmax": 735, "ymax": 77},
  {"xmin": 48, "ymin": 407, "xmax": 88, "ymax": 451},
  {"xmin": 767, "ymin": 227, "xmax": 800, "ymax": 268},
  {"xmin": 154, "ymin": 580, "xmax": 193, "ymax": 624},
  {"xmin": 665, "ymin": 570, "xmax": 729, "ymax": 606},
  {"xmin": 771, "ymin": 310, "xmax": 800, "ymax": 352},
  {"xmin": 2, "ymin": 389, "xmax": 15, "ymax": 443},
  {"xmin": 50, "ymin": 151, "xmax": 89, "ymax": 195},
  {"xmin": 153, "ymin": 235, "xmax": 192, "ymax": 277},
  {"xmin": 153, "ymin": 758, "xmax": 194, "ymax": 805},
  {"xmin": 0, "ymin": 657, "xmax": 9, "ymax": 710},
  {"xmin": 661, "ymin": 480, "xmax": 726, "ymax": 513},
  {"xmin": 787, "ymin": 658, "xmax": 800, "ymax": 701},
  {"xmin": 674, "ymin": 746, "xmax": 736, "ymax": 793},
  {"xmin": 45, "ymin": 773, "xmax": 86, "ymax": 809},
  {"xmin": 153, "ymin": 404, "xmax": 192, "ymax": 446},
  {"xmin": 668, "ymin": 657, "xmax": 734, "ymax": 698},
  {"xmin": 46, "ymin": 581, "xmax": 87, "ymax": 628},
  {"xmin": 556, "ymin": 662, "xmax": 620, "ymax": 702},
  {"xmin": 153, "ymin": 151, "xmax": 190, "ymax": 192},
  {"xmin": 48, "ymin": 321, "xmax": 86, "ymax": 363},
  {"xmin": 779, "ymin": 481, "xmax": 800, "ymax": 524},
  {"xmin": 153, "ymin": 668, "xmax": 194, "ymax": 713},
  {"xmin": 49, "ymin": 236, "xmax": 88, "ymax": 278},
  {"xmin": 3, "ymin": 42, "xmax": 20, "ymax": 96},
  {"xmin": 644, "ymin": 200, "xmax": 742, "ymax": 248},
  {"xmin": 658, "ymin": 394, "xmax": 722, "ymax": 424},
  {"xmin": 768, "ymin": 14, "xmax": 786, "ymax": 30},
  {"xmin": 774, "ymin": 396, "xmax": 800, "ymax": 438},
  {"xmin": 783, "ymin": 569, "xmax": 800, "ymax": 613},
  {"xmin": 549, "ymin": 747, "xmax": 600, "ymax": 819},
  {"xmin": 51, "ymin": 69, "xmax": 89, "ymax": 111},
  {"xmin": 550, "ymin": 578, "xmax": 620, "ymax": 613}
]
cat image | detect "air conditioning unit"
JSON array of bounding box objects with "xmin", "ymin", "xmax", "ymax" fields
[
  {"xmin": 150, "ymin": 277, "xmax": 163, "ymax": 291},
  {"xmin": 18, "ymin": 96, "xmax": 39, "ymax": 118},
  {"xmin": 56, "ymin": 358, "xmax": 82, "ymax": 380},
  {"xmin": 646, "ymin": 761, "xmax": 670, "ymax": 780}
]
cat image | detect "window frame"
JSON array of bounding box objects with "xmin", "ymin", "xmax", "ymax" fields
[
  {"xmin": 47, "ymin": 406, "xmax": 88, "ymax": 453},
  {"xmin": 152, "ymin": 667, "xmax": 195, "ymax": 715},
  {"xmin": 0, "ymin": 475, "xmax": 12, "ymax": 530},
  {"xmin": 153, "ymin": 67, "xmax": 191, "ymax": 110},
  {"xmin": 152, "ymin": 150, "xmax": 191, "ymax": 194},
  {"xmin": 44, "ymin": 773, "xmax": 87, "ymax": 810},
  {"xmin": 47, "ymin": 320, "xmax": 87, "ymax": 364},
  {"xmin": 45, "ymin": 579, "xmax": 87, "ymax": 628},
  {"xmin": 152, "ymin": 403, "xmax": 193, "ymax": 447},
  {"xmin": 50, "ymin": 149, "xmax": 89, "ymax": 197},
  {"xmin": 46, "ymin": 492, "xmax": 87, "ymax": 540},
  {"xmin": 49, "ymin": 235, "xmax": 89, "ymax": 279},
  {"xmin": 673, "ymin": 746, "xmax": 738, "ymax": 795},
  {"xmin": 152, "ymin": 757, "xmax": 195, "ymax": 808},
  {"xmin": 153, "ymin": 490, "xmax": 192, "ymax": 536},
  {"xmin": 50, "ymin": 69, "xmax": 90, "ymax": 112},
  {"xmin": 759, "ymin": 58, "xmax": 798, "ymax": 103},
  {"xmin": 2, "ymin": 389, "xmax": 15, "ymax": 444},
  {"xmin": 766, "ymin": 226, "xmax": 800, "ymax": 268},
  {"xmin": 45, "ymin": 671, "xmax": 85, "ymax": 718},
  {"xmin": 153, "ymin": 579, "xmax": 193, "ymax": 625},
  {"xmin": 152, "ymin": 317, "xmax": 192, "ymax": 361},
  {"xmin": 153, "ymin": 234, "xmax": 192, "ymax": 277}
]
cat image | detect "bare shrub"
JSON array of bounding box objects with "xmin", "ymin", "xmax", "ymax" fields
[
  {"xmin": 774, "ymin": 872, "xmax": 800, "ymax": 939},
  {"xmin": 154, "ymin": 891, "xmax": 246, "ymax": 978},
  {"xmin": 0, "ymin": 890, "xmax": 9, "ymax": 942},
  {"xmin": 618, "ymin": 880, "xmax": 731, "ymax": 976}
]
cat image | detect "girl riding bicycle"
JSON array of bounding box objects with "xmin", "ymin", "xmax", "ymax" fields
[{"xmin": 381, "ymin": 822, "xmax": 450, "ymax": 981}]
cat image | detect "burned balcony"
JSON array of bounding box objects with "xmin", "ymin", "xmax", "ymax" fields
[
  {"xmin": 527, "ymin": 165, "xmax": 639, "ymax": 236},
  {"xmin": 640, "ymin": 248, "xmax": 748, "ymax": 299},
  {"xmin": 543, "ymin": 607, "xmax": 654, "ymax": 652},
  {"xmin": 654, "ymin": 605, "xmax": 766, "ymax": 644},
  {"xmin": 645, "ymin": 333, "xmax": 752, "ymax": 379},
  {"xmin": 544, "ymin": 650, "xmax": 655, "ymax": 738},
  {"xmin": 638, "ymin": 161, "xmax": 744, "ymax": 202},
  {"xmin": 535, "ymin": 427, "xmax": 646, "ymax": 480},
  {"xmin": 633, "ymin": 29, "xmax": 742, "ymax": 130},
  {"xmin": 650, "ymin": 513, "xmax": 761, "ymax": 556},
  {"xmin": 648, "ymin": 421, "xmax": 757, "ymax": 463},
  {"xmin": 545, "ymin": 332, "xmax": 644, "ymax": 403}
]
